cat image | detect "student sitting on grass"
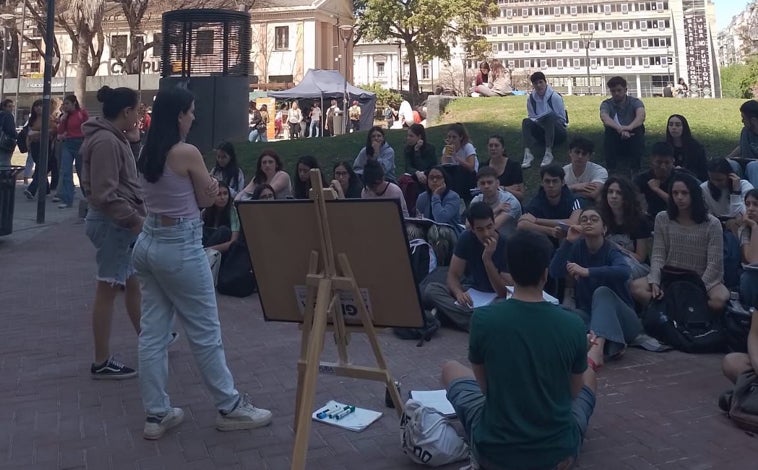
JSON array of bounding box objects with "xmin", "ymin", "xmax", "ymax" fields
[
  {"xmin": 630, "ymin": 172, "xmax": 728, "ymax": 312},
  {"xmin": 360, "ymin": 160, "xmax": 408, "ymax": 217},
  {"xmin": 329, "ymin": 161, "xmax": 363, "ymax": 199},
  {"xmin": 353, "ymin": 126, "xmax": 396, "ymax": 182},
  {"xmin": 517, "ymin": 164, "xmax": 582, "ymax": 245},
  {"xmin": 549, "ymin": 208, "xmax": 642, "ymax": 360},
  {"xmin": 421, "ymin": 202, "xmax": 510, "ymax": 331},
  {"xmin": 399, "ymin": 123, "xmax": 438, "ymax": 214},
  {"xmin": 469, "ymin": 166, "xmax": 522, "ymax": 235},
  {"xmin": 738, "ymin": 189, "xmax": 758, "ymax": 308},
  {"xmin": 236, "ymin": 149, "xmax": 291, "ymax": 201},
  {"xmin": 292, "ymin": 155, "xmax": 326, "ymax": 199},
  {"xmin": 562, "ymin": 136, "xmax": 608, "ymax": 203},
  {"xmin": 665, "ymin": 114, "xmax": 708, "ymax": 182},
  {"xmin": 441, "ymin": 229, "xmax": 602, "ymax": 470},
  {"xmin": 481, "ymin": 134, "xmax": 524, "ymax": 200}
]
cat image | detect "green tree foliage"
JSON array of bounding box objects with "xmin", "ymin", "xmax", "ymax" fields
[
  {"xmin": 720, "ymin": 59, "xmax": 758, "ymax": 99},
  {"xmin": 357, "ymin": 83, "xmax": 402, "ymax": 109},
  {"xmin": 358, "ymin": 0, "xmax": 497, "ymax": 100}
]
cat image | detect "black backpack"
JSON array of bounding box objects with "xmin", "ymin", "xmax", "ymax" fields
[
  {"xmin": 393, "ymin": 309, "xmax": 441, "ymax": 346},
  {"xmin": 216, "ymin": 240, "xmax": 257, "ymax": 298},
  {"xmin": 642, "ymin": 269, "xmax": 726, "ymax": 354},
  {"xmin": 725, "ymin": 299, "xmax": 753, "ymax": 353},
  {"xmin": 408, "ymin": 239, "xmax": 436, "ymax": 286}
]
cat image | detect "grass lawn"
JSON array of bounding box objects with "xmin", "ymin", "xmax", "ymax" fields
[{"xmin": 208, "ymin": 96, "xmax": 746, "ymax": 197}]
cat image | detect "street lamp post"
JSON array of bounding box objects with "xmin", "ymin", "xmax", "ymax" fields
[
  {"xmin": 580, "ymin": 31, "xmax": 594, "ymax": 95},
  {"xmin": 14, "ymin": 3, "xmax": 26, "ymax": 124},
  {"xmin": 338, "ymin": 23, "xmax": 354, "ymax": 134}
]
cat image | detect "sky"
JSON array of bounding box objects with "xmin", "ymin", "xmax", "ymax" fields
[{"xmin": 715, "ymin": 0, "xmax": 753, "ymax": 31}]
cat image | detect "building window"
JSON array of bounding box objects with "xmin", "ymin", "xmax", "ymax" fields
[
  {"xmin": 604, "ymin": 21, "xmax": 612, "ymax": 31},
  {"xmin": 642, "ymin": 57, "xmax": 650, "ymax": 67},
  {"xmin": 555, "ymin": 24, "xmax": 562, "ymax": 33},
  {"xmin": 656, "ymin": 1, "xmax": 664, "ymax": 10},
  {"xmin": 557, "ymin": 58, "xmax": 564, "ymax": 68},
  {"xmin": 522, "ymin": 8, "xmax": 528, "ymax": 17},
  {"xmin": 638, "ymin": 2, "xmax": 646, "ymax": 11},
  {"xmin": 571, "ymin": 40, "xmax": 579, "ymax": 51},
  {"xmin": 538, "ymin": 24, "xmax": 545, "ymax": 34},
  {"xmin": 641, "ymin": 38, "xmax": 649, "ymax": 48},
  {"xmin": 195, "ymin": 30, "xmax": 214, "ymax": 55},
  {"xmin": 588, "ymin": 23, "xmax": 596, "ymax": 32},
  {"xmin": 507, "ymin": 25, "xmax": 513, "ymax": 35},
  {"xmin": 110, "ymin": 34, "xmax": 128, "ymax": 59},
  {"xmin": 604, "ymin": 4, "xmax": 611, "ymax": 14},
  {"xmin": 376, "ymin": 62, "xmax": 385, "ymax": 77},
  {"xmin": 571, "ymin": 23, "xmax": 578, "ymax": 33},
  {"xmin": 621, "ymin": 3, "xmax": 628, "ymax": 13},
  {"xmin": 608, "ymin": 58, "xmax": 615, "ymax": 68},
  {"xmin": 606, "ymin": 39, "xmax": 614, "ymax": 49},
  {"xmin": 622, "ymin": 21, "xmax": 629, "ymax": 31},
  {"xmin": 570, "ymin": 5, "xmax": 577, "ymax": 15},
  {"xmin": 539, "ymin": 41, "xmax": 546, "ymax": 51},
  {"xmin": 590, "ymin": 58, "xmax": 597, "ymax": 68},
  {"xmin": 537, "ymin": 7, "xmax": 544, "ymax": 15},
  {"xmin": 554, "ymin": 6, "xmax": 561, "ymax": 15},
  {"xmin": 624, "ymin": 39, "xmax": 631, "ymax": 49},
  {"xmin": 657, "ymin": 19, "xmax": 665, "ymax": 30},
  {"xmin": 625, "ymin": 57, "xmax": 633, "ymax": 67},
  {"xmin": 507, "ymin": 60, "xmax": 515, "ymax": 68},
  {"xmin": 573, "ymin": 58, "xmax": 580, "ymax": 68},
  {"xmin": 275, "ymin": 26, "xmax": 289, "ymax": 50},
  {"xmin": 640, "ymin": 20, "xmax": 647, "ymax": 31},
  {"xmin": 506, "ymin": 9, "xmax": 512, "ymax": 18},
  {"xmin": 523, "ymin": 42, "xmax": 530, "ymax": 52},
  {"xmin": 422, "ymin": 64, "xmax": 430, "ymax": 79},
  {"xmin": 29, "ymin": 61, "xmax": 40, "ymax": 73},
  {"xmin": 556, "ymin": 41, "xmax": 563, "ymax": 51},
  {"xmin": 523, "ymin": 25, "xmax": 529, "ymax": 35},
  {"xmin": 540, "ymin": 59, "xmax": 547, "ymax": 68},
  {"xmin": 152, "ymin": 33, "xmax": 162, "ymax": 57},
  {"xmin": 507, "ymin": 42, "xmax": 514, "ymax": 52},
  {"xmin": 589, "ymin": 40, "xmax": 596, "ymax": 50}
]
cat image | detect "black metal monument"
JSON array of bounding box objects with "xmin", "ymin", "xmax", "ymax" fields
[{"xmin": 160, "ymin": 9, "xmax": 251, "ymax": 153}]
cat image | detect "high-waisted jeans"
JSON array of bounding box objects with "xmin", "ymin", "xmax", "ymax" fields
[{"xmin": 132, "ymin": 215, "xmax": 240, "ymax": 415}]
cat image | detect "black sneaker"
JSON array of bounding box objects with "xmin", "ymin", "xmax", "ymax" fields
[{"xmin": 90, "ymin": 357, "xmax": 137, "ymax": 380}]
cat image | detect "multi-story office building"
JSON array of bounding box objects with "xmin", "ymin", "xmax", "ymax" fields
[
  {"xmin": 717, "ymin": 5, "xmax": 756, "ymax": 67},
  {"xmin": 487, "ymin": 0, "xmax": 720, "ymax": 97}
]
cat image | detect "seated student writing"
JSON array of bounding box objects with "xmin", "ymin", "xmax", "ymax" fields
[
  {"xmin": 630, "ymin": 173, "xmax": 729, "ymax": 312},
  {"xmin": 422, "ymin": 202, "xmax": 510, "ymax": 331},
  {"xmin": 549, "ymin": 208, "xmax": 643, "ymax": 360},
  {"xmin": 202, "ymin": 181, "xmax": 240, "ymax": 254},
  {"xmin": 562, "ymin": 137, "xmax": 608, "ymax": 203},
  {"xmin": 441, "ymin": 229, "xmax": 602, "ymax": 470},
  {"xmin": 598, "ymin": 176, "xmax": 652, "ymax": 280},
  {"xmin": 739, "ymin": 189, "xmax": 758, "ymax": 308},
  {"xmin": 361, "ymin": 159, "xmax": 409, "ymax": 217},
  {"xmin": 517, "ymin": 164, "xmax": 582, "ymax": 244},
  {"xmin": 470, "ymin": 166, "xmax": 522, "ymax": 235}
]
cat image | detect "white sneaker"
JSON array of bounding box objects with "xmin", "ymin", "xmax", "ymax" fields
[
  {"xmin": 521, "ymin": 149, "xmax": 535, "ymax": 169},
  {"xmin": 143, "ymin": 407, "xmax": 184, "ymax": 440},
  {"xmin": 540, "ymin": 150, "xmax": 555, "ymax": 167},
  {"xmin": 216, "ymin": 394, "xmax": 272, "ymax": 431}
]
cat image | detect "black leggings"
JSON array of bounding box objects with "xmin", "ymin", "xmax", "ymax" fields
[{"xmin": 289, "ymin": 122, "xmax": 300, "ymax": 139}]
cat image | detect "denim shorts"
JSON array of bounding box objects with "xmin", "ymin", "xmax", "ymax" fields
[
  {"xmin": 85, "ymin": 209, "xmax": 137, "ymax": 286},
  {"xmin": 446, "ymin": 378, "xmax": 596, "ymax": 469}
]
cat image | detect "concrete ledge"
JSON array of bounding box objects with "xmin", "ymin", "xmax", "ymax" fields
[{"xmin": 425, "ymin": 95, "xmax": 459, "ymax": 125}]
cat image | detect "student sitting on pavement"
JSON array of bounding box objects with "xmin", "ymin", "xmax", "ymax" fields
[
  {"xmin": 666, "ymin": 114, "xmax": 708, "ymax": 182},
  {"xmin": 630, "ymin": 172, "xmax": 729, "ymax": 312},
  {"xmin": 481, "ymin": 134, "xmax": 525, "ymax": 200},
  {"xmin": 738, "ymin": 189, "xmax": 758, "ymax": 308},
  {"xmin": 441, "ymin": 229, "xmax": 603, "ymax": 470},
  {"xmin": 292, "ymin": 155, "xmax": 326, "ymax": 200},
  {"xmin": 521, "ymin": 71, "xmax": 568, "ymax": 169},
  {"xmin": 721, "ymin": 305, "xmax": 758, "ymax": 390},
  {"xmin": 702, "ymin": 157, "xmax": 754, "ymax": 221},
  {"xmin": 562, "ymin": 136, "xmax": 608, "ymax": 203},
  {"xmin": 633, "ymin": 142, "xmax": 679, "ymax": 217},
  {"xmin": 470, "ymin": 166, "xmax": 522, "ymax": 236},
  {"xmin": 549, "ymin": 208, "xmax": 643, "ymax": 360},
  {"xmin": 598, "ymin": 176, "xmax": 652, "ymax": 280},
  {"xmin": 361, "ymin": 159, "xmax": 408, "ymax": 217},
  {"xmin": 202, "ymin": 181, "xmax": 240, "ymax": 255},
  {"xmin": 517, "ymin": 164, "xmax": 582, "ymax": 245},
  {"xmin": 421, "ymin": 202, "xmax": 510, "ymax": 331}
]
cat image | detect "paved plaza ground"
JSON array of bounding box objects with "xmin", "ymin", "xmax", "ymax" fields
[{"xmin": 1, "ymin": 182, "xmax": 757, "ymax": 470}]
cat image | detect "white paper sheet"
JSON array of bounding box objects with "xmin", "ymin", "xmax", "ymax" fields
[
  {"xmin": 410, "ymin": 390, "xmax": 456, "ymax": 417},
  {"xmin": 312, "ymin": 400, "xmax": 383, "ymax": 432}
]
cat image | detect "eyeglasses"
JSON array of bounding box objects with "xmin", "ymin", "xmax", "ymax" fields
[
  {"xmin": 371, "ymin": 134, "xmax": 384, "ymax": 139},
  {"xmin": 334, "ymin": 171, "xmax": 349, "ymax": 177},
  {"xmin": 579, "ymin": 216, "xmax": 601, "ymax": 224}
]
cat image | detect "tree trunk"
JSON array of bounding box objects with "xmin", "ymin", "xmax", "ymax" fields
[
  {"xmin": 74, "ymin": 28, "xmax": 91, "ymax": 104},
  {"xmin": 404, "ymin": 37, "xmax": 420, "ymax": 102}
]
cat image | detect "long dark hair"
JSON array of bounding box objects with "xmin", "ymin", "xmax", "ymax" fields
[
  {"xmin": 447, "ymin": 122, "xmax": 470, "ymax": 145},
  {"xmin": 333, "ymin": 160, "xmax": 360, "ymax": 190},
  {"xmin": 706, "ymin": 157, "xmax": 734, "ymax": 202},
  {"xmin": 97, "ymin": 86, "xmax": 138, "ymax": 120},
  {"xmin": 667, "ymin": 172, "xmax": 708, "ymax": 224},
  {"xmin": 212, "ymin": 141, "xmax": 241, "ymax": 191},
  {"xmin": 63, "ymin": 94, "xmax": 81, "ymax": 110},
  {"xmin": 138, "ymin": 86, "xmax": 194, "ymax": 183},
  {"xmin": 488, "ymin": 134, "xmax": 509, "ymax": 158},
  {"xmin": 29, "ymin": 99, "xmax": 42, "ymax": 124},
  {"xmin": 251, "ymin": 184, "xmax": 276, "ymax": 200},
  {"xmin": 406, "ymin": 124, "xmax": 428, "ymax": 152},
  {"xmin": 665, "ymin": 114, "xmax": 695, "ymax": 146},
  {"xmin": 599, "ymin": 176, "xmax": 645, "ymax": 233},
  {"xmin": 253, "ymin": 148, "xmax": 284, "ymax": 185},
  {"xmin": 202, "ymin": 180, "xmax": 232, "ymax": 228},
  {"xmin": 293, "ymin": 155, "xmax": 324, "ymax": 199},
  {"xmin": 365, "ymin": 126, "xmax": 385, "ymax": 157}
]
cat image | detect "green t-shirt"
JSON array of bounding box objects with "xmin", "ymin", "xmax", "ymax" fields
[{"xmin": 468, "ymin": 298, "xmax": 587, "ymax": 468}]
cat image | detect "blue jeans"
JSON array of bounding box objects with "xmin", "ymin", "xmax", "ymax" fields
[
  {"xmin": 575, "ymin": 286, "xmax": 642, "ymax": 358},
  {"xmin": 132, "ymin": 216, "xmax": 240, "ymax": 416},
  {"xmin": 248, "ymin": 128, "xmax": 268, "ymax": 143},
  {"xmin": 447, "ymin": 378, "xmax": 595, "ymax": 469},
  {"xmin": 741, "ymin": 270, "xmax": 758, "ymax": 308},
  {"xmin": 58, "ymin": 138, "xmax": 83, "ymax": 206},
  {"xmin": 746, "ymin": 161, "xmax": 758, "ymax": 188},
  {"xmin": 85, "ymin": 209, "xmax": 137, "ymax": 286},
  {"xmin": 309, "ymin": 119, "xmax": 320, "ymax": 137}
]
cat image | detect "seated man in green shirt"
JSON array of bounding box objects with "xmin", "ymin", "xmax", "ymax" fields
[{"xmin": 441, "ymin": 229, "xmax": 603, "ymax": 470}]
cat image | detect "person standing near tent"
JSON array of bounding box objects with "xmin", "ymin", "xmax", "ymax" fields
[
  {"xmin": 309, "ymin": 102, "xmax": 322, "ymax": 138},
  {"xmin": 349, "ymin": 101, "xmax": 361, "ymax": 133},
  {"xmin": 325, "ymin": 99, "xmax": 339, "ymax": 136},
  {"xmin": 288, "ymin": 102, "xmax": 302, "ymax": 139}
]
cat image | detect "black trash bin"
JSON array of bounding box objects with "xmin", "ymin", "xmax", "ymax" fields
[{"xmin": 0, "ymin": 165, "xmax": 24, "ymax": 236}]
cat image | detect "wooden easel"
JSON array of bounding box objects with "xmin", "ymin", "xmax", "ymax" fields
[{"xmin": 290, "ymin": 170, "xmax": 404, "ymax": 470}]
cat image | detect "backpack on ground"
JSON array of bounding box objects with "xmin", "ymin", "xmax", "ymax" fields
[
  {"xmin": 409, "ymin": 238, "xmax": 437, "ymax": 286},
  {"xmin": 641, "ymin": 268, "xmax": 726, "ymax": 354},
  {"xmin": 725, "ymin": 299, "xmax": 753, "ymax": 353},
  {"xmin": 723, "ymin": 370, "xmax": 758, "ymax": 433},
  {"xmin": 400, "ymin": 399, "xmax": 469, "ymax": 467},
  {"xmin": 393, "ymin": 308, "xmax": 441, "ymax": 346},
  {"xmin": 216, "ymin": 240, "xmax": 256, "ymax": 297}
]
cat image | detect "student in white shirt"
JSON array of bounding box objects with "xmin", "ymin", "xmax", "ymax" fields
[
  {"xmin": 521, "ymin": 72, "xmax": 568, "ymax": 169},
  {"xmin": 563, "ymin": 137, "xmax": 608, "ymax": 203},
  {"xmin": 470, "ymin": 166, "xmax": 522, "ymax": 235}
]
